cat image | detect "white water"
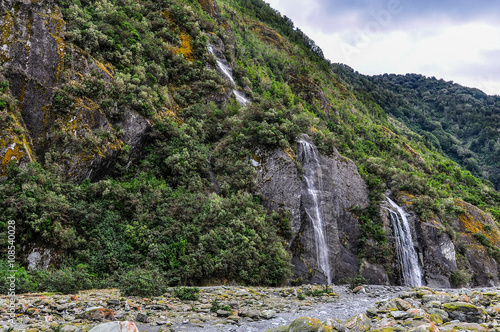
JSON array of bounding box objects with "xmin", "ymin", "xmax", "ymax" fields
[
  {"xmin": 208, "ymin": 44, "xmax": 251, "ymax": 106},
  {"xmin": 299, "ymin": 139, "xmax": 331, "ymax": 283},
  {"xmin": 385, "ymin": 197, "xmax": 423, "ymax": 287},
  {"xmin": 208, "ymin": 45, "xmax": 236, "ymax": 86},
  {"xmin": 233, "ymin": 89, "xmax": 251, "ymax": 106}
]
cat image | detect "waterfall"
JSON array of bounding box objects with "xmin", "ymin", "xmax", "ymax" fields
[
  {"xmin": 208, "ymin": 44, "xmax": 251, "ymax": 106},
  {"xmin": 298, "ymin": 139, "xmax": 331, "ymax": 283},
  {"xmin": 233, "ymin": 90, "xmax": 251, "ymax": 106},
  {"xmin": 385, "ymin": 197, "xmax": 423, "ymax": 287}
]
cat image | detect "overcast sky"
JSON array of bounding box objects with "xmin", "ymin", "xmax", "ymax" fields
[{"xmin": 266, "ymin": 0, "xmax": 500, "ymax": 95}]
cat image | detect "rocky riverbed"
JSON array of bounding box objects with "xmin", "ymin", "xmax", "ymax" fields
[{"xmin": 3, "ymin": 285, "xmax": 500, "ymax": 331}]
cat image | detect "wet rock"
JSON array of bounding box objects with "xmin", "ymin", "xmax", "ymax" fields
[
  {"xmin": 257, "ymin": 136, "xmax": 369, "ymax": 284},
  {"xmin": 360, "ymin": 259, "xmax": 390, "ymax": 285}
]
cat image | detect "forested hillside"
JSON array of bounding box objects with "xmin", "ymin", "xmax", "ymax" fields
[
  {"xmin": 333, "ymin": 66, "xmax": 500, "ymax": 190},
  {"xmin": 1, "ymin": 0, "xmax": 499, "ymax": 293}
]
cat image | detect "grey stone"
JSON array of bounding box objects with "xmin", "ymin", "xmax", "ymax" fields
[
  {"xmin": 422, "ymin": 294, "xmax": 452, "ymax": 304},
  {"xmin": 389, "ymin": 311, "xmax": 409, "ymax": 320},
  {"xmin": 216, "ymin": 310, "xmax": 231, "ymax": 317},
  {"xmin": 239, "ymin": 308, "xmax": 260, "ymax": 319},
  {"xmin": 61, "ymin": 326, "xmax": 77, "ymax": 332},
  {"xmin": 260, "ymin": 310, "xmax": 277, "ymax": 319},
  {"xmin": 135, "ymin": 312, "xmax": 148, "ymax": 323},
  {"xmin": 443, "ymin": 302, "xmax": 487, "ymax": 323}
]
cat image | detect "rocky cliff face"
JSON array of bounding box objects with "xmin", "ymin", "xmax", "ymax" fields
[
  {"xmin": 0, "ymin": 0, "xmax": 149, "ymax": 182},
  {"xmin": 391, "ymin": 194, "xmax": 500, "ymax": 288},
  {"xmin": 255, "ymin": 136, "xmax": 369, "ymax": 284},
  {"xmin": 255, "ymin": 138, "xmax": 500, "ymax": 288}
]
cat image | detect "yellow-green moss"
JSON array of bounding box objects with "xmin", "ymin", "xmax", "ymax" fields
[
  {"xmin": 0, "ymin": 9, "xmax": 14, "ymax": 63},
  {"xmin": 456, "ymin": 199, "xmax": 500, "ymax": 246},
  {"xmin": 283, "ymin": 146, "xmax": 294, "ymax": 160},
  {"xmin": 176, "ymin": 32, "xmax": 194, "ymax": 60}
]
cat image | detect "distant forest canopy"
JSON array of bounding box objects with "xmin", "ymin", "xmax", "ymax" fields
[{"xmin": 332, "ymin": 66, "xmax": 500, "ymax": 190}]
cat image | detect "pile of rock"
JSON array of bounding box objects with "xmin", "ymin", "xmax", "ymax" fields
[
  {"xmin": 272, "ymin": 286, "xmax": 500, "ymax": 331},
  {"xmin": 0, "ymin": 285, "xmax": 341, "ymax": 331}
]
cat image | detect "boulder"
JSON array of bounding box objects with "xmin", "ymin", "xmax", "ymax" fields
[
  {"xmin": 287, "ymin": 317, "xmax": 330, "ymax": 332},
  {"xmin": 260, "ymin": 309, "xmax": 277, "ymax": 320},
  {"xmin": 76, "ymin": 308, "xmax": 114, "ymax": 322},
  {"xmin": 443, "ymin": 302, "xmax": 487, "ymax": 323}
]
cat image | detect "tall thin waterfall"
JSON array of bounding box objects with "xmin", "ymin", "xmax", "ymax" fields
[
  {"xmin": 207, "ymin": 45, "xmax": 251, "ymax": 106},
  {"xmin": 299, "ymin": 139, "xmax": 331, "ymax": 283},
  {"xmin": 385, "ymin": 197, "xmax": 423, "ymax": 287}
]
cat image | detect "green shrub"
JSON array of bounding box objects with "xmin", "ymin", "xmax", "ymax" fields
[
  {"xmin": 42, "ymin": 264, "xmax": 95, "ymax": 294},
  {"xmin": 173, "ymin": 287, "xmax": 200, "ymax": 301},
  {"xmin": 304, "ymin": 284, "xmax": 334, "ymax": 296},
  {"xmin": 339, "ymin": 275, "xmax": 367, "ymax": 290},
  {"xmin": 210, "ymin": 298, "xmax": 231, "ymax": 312},
  {"xmin": 473, "ymin": 232, "xmax": 491, "ymax": 247},
  {"xmin": 450, "ymin": 269, "xmax": 472, "ymax": 287},
  {"xmin": 118, "ymin": 267, "xmax": 168, "ymax": 297},
  {"xmin": 0, "ymin": 260, "xmax": 43, "ymax": 294}
]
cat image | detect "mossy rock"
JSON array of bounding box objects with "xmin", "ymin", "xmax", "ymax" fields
[
  {"xmin": 285, "ymin": 317, "xmax": 332, "ymax": 332},
  {"xmin": 443, "ymin": 302, "xmax": 487, "ymax": 323},
  {"xmin": 429, "ymin": 313, "xmax": 443, "ymax": 325}
]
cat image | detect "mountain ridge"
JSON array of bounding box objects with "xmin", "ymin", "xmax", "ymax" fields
[{"xmin": 0, "ymin": 0, "xmax": 499, "ymax": 292}]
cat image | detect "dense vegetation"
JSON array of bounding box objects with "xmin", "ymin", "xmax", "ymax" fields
[
  {"xmin": 1, "ymin": 0, "xmax": 500, "ymax": 293},
  {"xmin": 332, "ymin": 67, "xmax": 500, "ymax": 190}
]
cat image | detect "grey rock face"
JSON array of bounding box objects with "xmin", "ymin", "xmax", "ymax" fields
[
  {"xmin": 382, "ymin": 197, "xmax": 458, "ymax": 288},
  {"xmin": 255, "ymin": 136, "xmax": 369, "ymax": 284},
  {"xmin": 255, "ymin": 148, "xmax": 301, "ymax": 233},
  {"xmin": 418, "ymin": 221, "xmax": 457, "ymax": 288},
  {"xmin": 26, "ymin": 247, "xmax": 57, "ymax": 270},
  {"xmin": 0, "ymin": 0, "xmax": 149, "ymax": 182},
  {"xmin": 120, "ymin": 109, "xmax": 151, "ymax": 162},
  {"xmin": 360, "ymin": 259, "xmax": 390, "ymax": 285}
]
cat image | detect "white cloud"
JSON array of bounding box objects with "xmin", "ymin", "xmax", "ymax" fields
[{"xmin": 266, "ymin": 0, "xmax": 500, "ymax": 95}]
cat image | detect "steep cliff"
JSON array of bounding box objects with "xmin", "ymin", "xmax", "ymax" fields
[
  {"xmin": 0, "ymin": 0, "xmax": 150, "ymax": 182},
  {"xmin": 256, "ymin": 136, "xmax": 369, "ymax": 284},
  {"xmin": 0, "ymin": 0, "xmax": 499, "ymax": 292}
]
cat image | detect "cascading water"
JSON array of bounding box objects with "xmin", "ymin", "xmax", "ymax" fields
[
  {"xmin": 299, "ymin": 139, "xmax": 331, "ymax": 283},
  {"xmin": 385, "ymin": 197, "xmax": 423, "ymax": 287},
  {"xmin": 207, "ymin": 45, "xmax": 251, "ymax": 106},
  {"xmin": 233, "ymin": 90, "xmax": 251, "ymax": 106}
]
